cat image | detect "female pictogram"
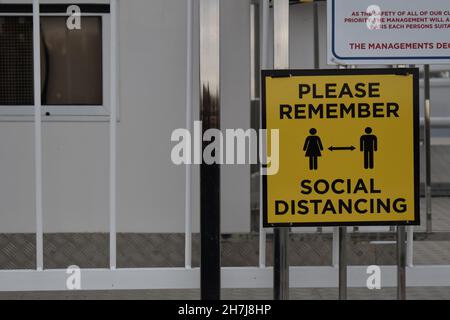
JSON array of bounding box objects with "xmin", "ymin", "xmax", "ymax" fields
[{"xmin": 303, "ymin": 128, "xmax": 323, "ymax": 170}]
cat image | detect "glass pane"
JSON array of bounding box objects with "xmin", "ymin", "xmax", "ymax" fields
[
  {"xmin": 0, "ymin": 15, "xmax": 102, "ymax": 106},
  {"xmin": 0, "ymin": 16, "xmax": 34, "ymax": 105},
  {"xmin": 41, "ymin": 16, "xmax": 102, "ymax": 105}
]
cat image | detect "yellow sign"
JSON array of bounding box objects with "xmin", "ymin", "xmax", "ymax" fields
[{"xmin": 262, "ymin": 69, "xmax": 419, "ymax": 227}]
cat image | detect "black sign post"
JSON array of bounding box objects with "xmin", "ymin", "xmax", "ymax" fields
[
  {"xmin": 199, "ymin": 0, "xmax": 221, "ymax": 300},
  {"xmin": 273, "ymin": 0, "xmax": 290, "ymax": 300}
]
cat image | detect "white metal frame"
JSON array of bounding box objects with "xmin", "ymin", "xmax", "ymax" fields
[
  {"xmin": 108, "ymin": 0, "xmax": 117, "ymax": 270},
  {"xmin": 0, "ymin": 0, "xmax": 449, "ymax": 293},
  {"xmin": 33, "ymin": 0, "xmax": 43, "ymax": 270},
  {"xmin": 184, "ymin": 0, "xmax": 193, "ymax": 270},
  {"xmin": 258, "ymin": 0, "xmax": 269, "ymax": 269},
  {"xmin": 1, "ymin": 266, "xmax": 450, "ymax": 291},
  {"xmin": 0, "ymin": 3, "xmax": 111, "ymax": 121}
]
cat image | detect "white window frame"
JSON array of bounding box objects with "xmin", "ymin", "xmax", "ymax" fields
[{"xmin": 0, "ymin": 5, "xmax": 112, "ymax": 121}]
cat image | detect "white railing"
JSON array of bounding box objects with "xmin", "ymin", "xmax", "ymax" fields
[{"xmin": 0, "ymin": 0, "xmax": 449, "ymax": 293}]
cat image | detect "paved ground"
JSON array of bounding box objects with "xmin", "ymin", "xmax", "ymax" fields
[{"xmin": 1, "ymin": 287, "xmax": 450, "ymax": 300}]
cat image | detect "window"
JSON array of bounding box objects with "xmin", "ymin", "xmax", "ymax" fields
[
  {"xmin": 419, "ymin": 65, "xmax": 450, "ymax": 84},
  {"xmin": 0, "ymin": 4, "xmax": 111, "ymax": 119}
]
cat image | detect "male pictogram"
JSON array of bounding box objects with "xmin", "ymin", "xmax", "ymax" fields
[
  {"xmin": 360, "ymin": 127, "xmax": 378, "ymax": 169},
  {"xmin": 303, "ymin": 128, "xmax": 323, "ymax": 170}
]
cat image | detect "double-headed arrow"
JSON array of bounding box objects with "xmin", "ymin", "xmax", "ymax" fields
[{"xmin": 328, "ymin": 146, "xmax": 355, "ymax": 151}]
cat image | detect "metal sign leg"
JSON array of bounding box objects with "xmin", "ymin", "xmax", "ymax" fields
[
  {"xmin": 397, "ymin": 226, "xmax": 407, "ymax": 300},
  {"xmin": 313, "ymin": 2, "xmax": 323, "ymax": 235},
  {"xmin": 274, "ymin": 228, "xmax": 289, "ymax": 300},
  {"xmin": 424, "ymin": 65, "xmax": 432, "ymax": 233},
  {"xmin": 338, "ymin": 226, "xmax": 347, "ymax": 300}
]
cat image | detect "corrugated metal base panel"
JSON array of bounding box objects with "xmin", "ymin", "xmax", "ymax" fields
[
  {"xmin": 0, "ymin": 233, "xmax": 330, "ymax": 269},
  {"xmin": 0, "ymin": 197, "xmax": 450, "ymax": 269},
  {"xmin": 0, "ymin": 234, "xmax": 35, "ymax": 270},
  {"xmin": 0, "ymin": 233, "xmax": 401, "ymax": 269},
  {"xmin": 44, "ymin": 234, "xmax": 108, "ymax": 269},
  {"xmin": 0, "ymin": 232, "xmax": 446, "ymax": 269}
]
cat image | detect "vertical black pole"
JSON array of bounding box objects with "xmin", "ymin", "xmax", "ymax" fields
[
  {"xmin": 200, "ymin": 0, "xmax": 221, "ymax": 300},
  {"xmin": 273, "ymin": 0, "xmax": 290, "ymax": 300},
  {"xmin": 397, "ymin": 226, "xmax": 406, "ymax": 300}
]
